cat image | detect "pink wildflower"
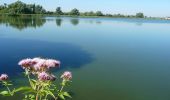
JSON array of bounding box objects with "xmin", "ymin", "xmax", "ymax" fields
[
  {"xmin": 45, "ymin": 59, "xmax": 60, "ymax": 68},
  {"xmin": 38, "ymin": 72, "xmax": 56, "ymax": 81},
  {"xmin": 32, "ymin": 57, "xmax": 42, "ymax": 63},
  {"xmin": 0, "ymin": 74, "xmax": 8, "ymax": 81},
  {"xmin": 33, "ymin": 58, "xmax": 60, "ymax": 71},
  {"xmin": 18, "ymin": 57, "xmax": 60, "ymax": 72},
  {"xmin": 61, "ymin": 71, "xmax": 72, "ymax": 80},
  {"xmin": 18, "ymin": 58, "xmax": 35, "ymax": 69},
  {"xmin": 33, "ymin": 59, "xmax": 46, "ymax": 71}
]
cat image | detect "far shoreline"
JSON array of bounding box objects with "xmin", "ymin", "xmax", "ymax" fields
[{"xmin": 0, "ymin": 14, "xmax": 169, "ymax": 21}]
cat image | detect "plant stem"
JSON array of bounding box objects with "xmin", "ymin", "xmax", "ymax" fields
[
  {"xmin": 27, "ymin": 73, "xmax": 32, "ymax": 87},
  {"xmin": 27, "ymin": 74, "xmax": 31, "ymax": 83},
  {"xmin": 60, "ymin": 80, "xmax": 66, "ymax": 92},
  {"xmin": 36, "ymin": 93, "xmax": 39, "ymax": 100},
  {"xmin": 55, "ymin": 80, "xmax": 66, "ymax": 100},
  {"xmin": 59, "ymin": 85, "xmax": 64, "ymax": 92},
  {"xmin": 44, "ymin": 94, "xmax": 48, "ymax": 100},
  {"xmin": 36, "ymin": 82, "xmax": 41, "ymax": 100},
  {"xmin": 40, "ymin": 95, "xmax": 42, "ymax": 100},
  {"xmin": 6, "ymin": 85, "xmax": 12, "ymax": 96},
  {"xmin": 3, "ymin": 81, "xmax": 13, "ymax": 96},
  {"xmin": 55, "ymin": 97, "xmax": 58, "ymax": 100}
]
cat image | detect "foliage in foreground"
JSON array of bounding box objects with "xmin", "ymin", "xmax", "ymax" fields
[{"xmin": 0, "ymin": 57, "xmax": 72, "ymax": 100}]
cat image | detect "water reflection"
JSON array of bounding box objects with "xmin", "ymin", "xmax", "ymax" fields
[
  {"xmin": 70, "ymin": 18, "xmax": 79, "ymax": 26},
  {"xmin": 0, "ymin": 15, "xmax": 46, "ymax": 30},
  {"xmin": 0, "ymin": 38, "xmax": 93, "ymax": 76},
  {"xmin": 135, "ymin": 22, "xmax": 143, "ymax": 26},
  {"xmin": 1, "ymin": 16, "xmax": 170, "ymax": 30},
  {"xmin": 85, "ymin": 20, "xmax": 102, "ymax": 24},
  {"xmin": 56, "ymin": 18, "xmax": 62, "ymax": 27}
]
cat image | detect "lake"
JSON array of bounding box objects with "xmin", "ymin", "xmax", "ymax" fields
[{"xmin": 0, "ymin": 16, "xmax": 170, "ymax": 100}]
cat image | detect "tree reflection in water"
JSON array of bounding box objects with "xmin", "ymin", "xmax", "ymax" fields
[{"xmin": 0, "ymin": 15, "xmax": 46, "ymax": 30}]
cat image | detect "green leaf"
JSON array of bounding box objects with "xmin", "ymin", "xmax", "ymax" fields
[
  {"xmin": 30, "ymin": 79, "xmax": 36, "ymax": 90},
  {"xmin": 61, "ymin": 81, "xmax": 66, "ymax": 86},
  {"xmin": 25, "ymin": 70, "xmax": 30, "ymax": 75},
  {"xmin": 7, "ymin": 83, "xmax": 13, "ymax": 86},
  {"xmin": 14, "ymin": 87, "xmax": 32, "ymax": 92},
  {"xmin": 47, "ymin": 91, "xmax": 56, "ymax": 99},
  {"xmin": 0, "ymin": 91, "xmax": 10, "ymax": 96},
  {"xmin": 30, "ymin": 79, "xmax": 36, "ymax": 82},
  {"xmin": 29, "ymin": 94, "xmax": 35, "ymax": 99},
  {"xmin": 63, "ymin": 92, "xmax": 72, "ymax": 98},
  {"xmin": 24, "ymin": 94, "xmax": 35, "ymax": 100},
  {"xmin": 59, "ymin": 94, "xmax": 65, "ymax": 100},
  {"xmin": 23, "ymin": 89, "xmax": 36, "ymax": 94},
  {"xmin": 25, "ymin": 95, "xmax": 28, "ymax": 98}
]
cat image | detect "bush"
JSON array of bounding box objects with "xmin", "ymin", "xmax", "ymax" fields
[{"xmin": 0, "ymin": 57, "xmax": 73, "ymax": 100}]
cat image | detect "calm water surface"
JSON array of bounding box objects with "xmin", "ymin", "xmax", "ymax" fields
[{"xmin": 0, "ymin": 16, "xmax": 170, "ymax": 100}]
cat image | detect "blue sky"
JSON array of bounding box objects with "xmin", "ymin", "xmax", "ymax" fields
[{"xmin": 0, "ymin": 0, "xmax": 169, "ymax": 17}]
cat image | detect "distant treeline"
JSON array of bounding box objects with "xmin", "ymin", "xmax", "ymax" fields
[
  {"xmin": 0, "ymin": 1, "xmax": 46, "ymax": 14},
  {"xmin": 0, "ymin": 1, "xmax": 145, "ymax": 18}
]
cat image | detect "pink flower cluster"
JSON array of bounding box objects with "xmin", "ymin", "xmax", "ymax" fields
[
  {"xmin": 38, "ymin": 72, "xmax": 56, "ymax": 81},
  {"xmin": 61, "ymin": 71, "xmax": 72, "ymax": 80},
  {"xmin": 0, "ymin": 74, "xmax": 8, "ymax": 81},
  {"xmin": 18, "ymin": 57, "xmax": 60, "ymax": 72},
  {"xmin": 18, "ymin": 57, "xmax": 72, "ymax": 82}
]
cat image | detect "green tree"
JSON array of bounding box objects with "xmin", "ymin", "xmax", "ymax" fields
[
  {"xmin": 56, "ymin": 7, "xmax": 63, "ymax": 15},
  {"xmin": 95, "ymin": 11, "xmax": 103, "ymax": 16},
  {"xmin": 8, "ymin": 1, "xmax": 24, "ymax": 14},
  {"xmin": 30, "ymin": 4, "xmax": 35, "ymax": 14},
  {"xmin": 69, "ymin": 8, "xmax": 80, "ymax": 16},
  {"xmin": 105, "ymin": 14, "xmax": 113, "ymax": 17},
  {"xmin": 0, "ymin": 5, "xmax": 5, "ymax": 10},
  {"xmin": 4, "ymin": 3, "xmax": 7, "ymax": 8},
  {"xmin": 34, "ymin": 5, "xmax": 46, "ymax": 14},
  {"xmin": 7, "ymin": 1, "xmax": 34, "ymax": 14},
  {"xmin": 83, "ymin": 11, "xmax": 95, "ymax": 16},
  {"xmin": 89, "ymin": 11, "xmax": 95, "ymax": 16},
  {"xmin": 0, "ymin": 1, "xmax": 45, "ymax": 14},
  {"xmin": 136, "ymin": 12, "xmax": 144, "ymax": 18}
]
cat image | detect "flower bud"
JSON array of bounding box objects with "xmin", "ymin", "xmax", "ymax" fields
[
  {"xmin": 0, "ymin": 74, "xmax": 8, "ymax": 81},
  {"xmin": 61, "ymin": 71, "xmax": 72, "ymax": 80}
]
